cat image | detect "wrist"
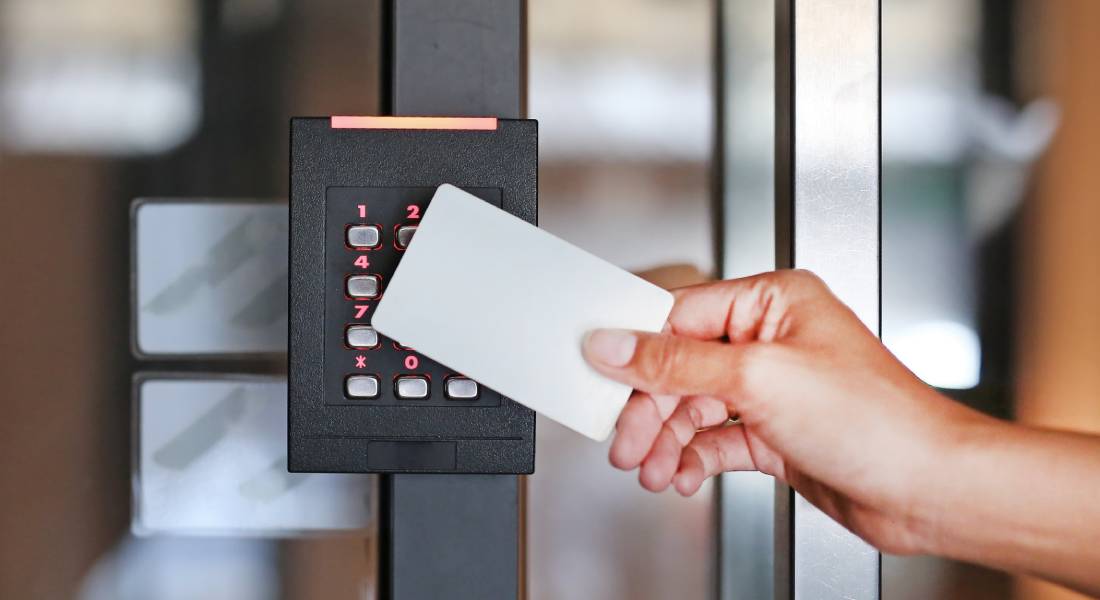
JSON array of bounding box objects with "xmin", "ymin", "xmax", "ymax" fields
[{"xmin": 910, "ymin": 408, "xmax": 1007, "ymax": 558}]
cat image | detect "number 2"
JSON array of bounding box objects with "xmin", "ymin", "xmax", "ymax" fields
[{"xmin": 406, "ymin": 204, "xmax": 421, "ymax": 219}]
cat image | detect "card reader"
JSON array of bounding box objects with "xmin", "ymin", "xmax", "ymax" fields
[{"xmin": 288, "ymin": 116, "xmax": 536, "ymax": 474}]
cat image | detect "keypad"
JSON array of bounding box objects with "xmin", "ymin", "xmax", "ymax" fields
[
  {"xmin": 395, "ymin": 375, "xmax": 430, "ymax": 399},
  {"xmin": 325, "ymin": 186, "xmax": 504, "ymax": 407},
  {"xmin": 395, "ymin": 225, "xmax": 418, "ymax": 249},
  {"xmin": 346, "ymin": 375, "xmax": 380, "ymax": 399},
  {"xmin": 445, "ymin": 377, "xmax": 479, "ymax": 400},
  {"xmin": 347, "ymin": 224, "xmax": 381, "ymax": 248},
  {"xmin": 346, "ymin": 274, "xmax": 380, "ymax": 298},
  {"xmin": 346, "ymin": 325, "xmax": 379, "ymax": 349}
]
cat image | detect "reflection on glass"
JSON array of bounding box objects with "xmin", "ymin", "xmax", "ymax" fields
[
  {"xmin": 134, "ymin": 201, "xmax": 289, "ymax": 356},
  {"xmin": 529, "ymin": 0, "xmax": 716, "ymax": 599},
  {"xmin": 134, "ymin": 376, "xmax": 373, "ymax": 536},
  {"xmin": 880, "ymin": 0, "xmax": 1054, "ymax": 393},
  {"xmin": 78, "ymin": 537, "xmax": 278, "ymax": 600}
]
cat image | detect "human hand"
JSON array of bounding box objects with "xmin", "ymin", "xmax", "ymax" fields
[{"xmin": 582, "ymin": 269, "xmax": 993, "ymax": 554}]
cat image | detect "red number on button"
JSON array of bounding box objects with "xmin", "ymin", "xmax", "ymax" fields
[
  {"xmin": 354, "ymin": 255, "xmax": 370, "ymax": 269},
  {"xmin": 353, "ymin": 304, "xmax": 370, "ymax": 319},
  {"xmin": 404, "ymin": 355, "xmax": 419, "ymax": 370},
  {"xmin": 406, "ymin": 204, "xmax": 421, "ymax": 219},
  {"xmin": 357, "ymin": 204, "xmax": 367, "ymax": 219}
]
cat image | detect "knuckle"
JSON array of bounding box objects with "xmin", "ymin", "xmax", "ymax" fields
[
  {"xmin": 789, "ymin": 268, "xmax": 819, "ymax": 284},
  {"xmin": 665, "ymin": 420, "xmax": 690, "ymax": 448},
  {"xmin": 686, "ymin": 404, "xmax": 704, "ymax": 430},
  {"xmin": 711, "ymin": 438, "xmax": 729, "ymax": 472},
  {"xmin": 642, "ymin": 336, "xmax": 686, "ymax": 388},
  {"xmin": 784, "ymin": 268, "xmax": 826, "ymax": 296}
]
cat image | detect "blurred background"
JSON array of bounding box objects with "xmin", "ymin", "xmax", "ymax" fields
[{"xmin": 0, "ymin": 0, "xmax": 1097, "ymax": 599}]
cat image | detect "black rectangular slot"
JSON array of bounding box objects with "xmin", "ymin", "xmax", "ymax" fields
[{"xmin": 367, "ymin": 441, "xmax": 457, "ymax": 471}]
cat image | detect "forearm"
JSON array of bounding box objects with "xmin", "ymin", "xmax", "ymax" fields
[{"xmin": 922, "ymin": 417, "xmax": 1100, "ymax": 596}]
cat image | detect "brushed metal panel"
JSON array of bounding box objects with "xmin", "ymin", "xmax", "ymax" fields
[{"xmin": 774, "ymin": 1, "xmax": 882, "ymax": 599}]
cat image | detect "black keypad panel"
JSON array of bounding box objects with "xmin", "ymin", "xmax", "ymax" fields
[{"xmin": 324, "ymin": 186, "xmax": 503, "ymax": 407}]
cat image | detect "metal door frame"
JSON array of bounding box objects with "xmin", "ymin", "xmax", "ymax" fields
[{"xmin": 716, "ymin": 1, "xmax": 882, "ymax": 598}]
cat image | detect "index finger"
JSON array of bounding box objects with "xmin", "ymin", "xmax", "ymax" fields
[{"xmin": 667, "ymin": 273, "xmax": 780, "ymax": 342}]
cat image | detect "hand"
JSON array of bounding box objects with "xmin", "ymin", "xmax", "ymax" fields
[{"xmin": 582, "ymin": 269, "xmax": 993, "ymax": 555}]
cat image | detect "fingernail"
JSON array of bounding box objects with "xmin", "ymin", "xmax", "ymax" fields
[{"xmin": 583, "ymin": 329, "xmax": 637, "ymax": 367}]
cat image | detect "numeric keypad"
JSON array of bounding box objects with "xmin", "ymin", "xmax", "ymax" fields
[{"xmin": 324, "ymin": 186, "xmax": 503, "ymax": 406}]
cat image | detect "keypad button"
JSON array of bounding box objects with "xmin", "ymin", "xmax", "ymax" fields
[
  {"xmin": 345, "ymin": 375, "xmax": 380, "ymax": 399},
  {"xmin": 395, "ymin": 225, "xmax": 418, "ymax": 249},
  {"xmin": 395, "ymin": 376, "xmax": 430, "ymax": 399},
  {"xmin": 445, "ymin": 377, "xmax": 479, "ymax": 400},
  {"xmin": 347, "ymin": 225, "xmax": 381, "ymax": 248},
  {"xmin": 346, "ymin": 275, "xmax": 380, "ymax": 298},
  {"xmin": 346, "ymin": 325, "xmax": 378, "ymax": 349}
]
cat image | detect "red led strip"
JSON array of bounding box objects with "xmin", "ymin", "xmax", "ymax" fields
[{"xmin": 330, "ymin": 116, "xmax": 498, "ymax": 130}]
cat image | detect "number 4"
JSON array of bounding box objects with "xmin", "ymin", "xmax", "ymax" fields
[{"xmin": 354, "ymin": 255, "xmax": 370, "ymax": 269}]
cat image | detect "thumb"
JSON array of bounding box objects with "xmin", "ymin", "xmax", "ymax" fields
[{"xmin": 582, "ymin": 329, "xmax": 750, "ymax": 398}]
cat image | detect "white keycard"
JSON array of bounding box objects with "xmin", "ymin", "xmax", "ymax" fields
[{"xmin": 372, "ymin": 184, "xmax": 674, "ymax": 441}]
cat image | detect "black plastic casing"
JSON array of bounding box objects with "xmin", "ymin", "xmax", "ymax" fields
[{"xmin": 288, "ymin": 118, "xmax": 536, "ymax": 474}]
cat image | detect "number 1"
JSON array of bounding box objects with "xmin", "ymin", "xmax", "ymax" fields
[{"xmin": 358, "ymin": 204, "xmax": 367, "ymax": 219}]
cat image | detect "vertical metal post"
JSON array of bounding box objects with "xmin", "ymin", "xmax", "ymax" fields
[
  {"xmin": 715, "ymin": 2, "xmax": 778, "ymax": 599},
  {"xmin": 379, "ymin": 2, "xmax": 527, "ymax": 599},
  {"xmin": 774, "ymin": 1, "xmax": 882, "ymax": 599}
]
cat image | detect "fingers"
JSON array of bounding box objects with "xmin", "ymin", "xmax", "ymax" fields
[
  {"xmin": 662, "ymin": 395, "xmax": 730, "ymax": 450},
  {"xmin": 583, "ymin": 329, "xmax": 751, "ymax": 398},
  {"xmin": 672, "ymin": 426, "xmax": 756, "ymax": 496},
  {"xmin": 636, "ymin": 395, "xmax": 730, "ymax": 491},
  {"xmin": 609, "ymin": 391, "xmax": 680, "ymax": 470},
  {"xmin": 610, "ymin": 392, "xmax": 729, "ymax": 480},
  {"xmin": 667, "ymin": 276, "xmax": 769, "ymax": 341},
  {"xmin": 667, "ymin": 270, "xmax": 821, "ymax": 343},
  {"xmin": 637, "ymin": 422, "xmax": 684, "ymax": 492},
  {"xmin": 589, "ymin": 271, "xmax": 836, "ymax": 495}
]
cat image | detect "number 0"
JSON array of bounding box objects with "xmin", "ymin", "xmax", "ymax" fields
[{"xmin": 404, "ymin": 355, "xmax": 419, "ymax": 370}]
